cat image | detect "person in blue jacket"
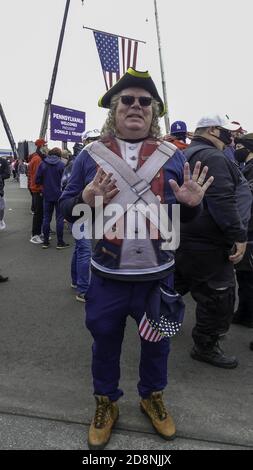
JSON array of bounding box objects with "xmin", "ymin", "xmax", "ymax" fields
[
  {"xmin": 59, "ymin": 68, "xmax": 213, "ymax": 450},
  {"xmin": 36, "ymin": 147, "xmax": 69, "ymax": 249},
  {"xmin": 62, "ymin": 132, "xmax": 100, "ymax": 302}
]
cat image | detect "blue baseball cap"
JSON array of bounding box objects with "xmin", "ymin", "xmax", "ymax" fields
[{"xmin": 171, "ymin": 120, "xmax": 187, "ymax": 134}]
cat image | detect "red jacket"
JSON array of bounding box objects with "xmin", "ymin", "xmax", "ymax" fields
[
  {"xmin": 28, "ymin": 153, "xmax": 43, "ymax": 192},
  {"xmin": 163, "ymin": 135, "xmax": 188, "ymax": 151}
]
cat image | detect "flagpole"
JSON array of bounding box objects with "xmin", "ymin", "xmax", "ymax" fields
[
  {"xmin": 39, "ymin": 0, "xmax": 71, "ymax": 139},
  {"xmin": 153, "ymin": 0, "xmax": 170, "ymax": 133},
  {"xmin": 0, "ymin": 102, "xmax": 19, "ymax": 159}
]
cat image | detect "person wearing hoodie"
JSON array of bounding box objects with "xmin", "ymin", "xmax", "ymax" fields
[{"xmin": 35, "ymin": 147, "xmax": 69, "ymax": 249}]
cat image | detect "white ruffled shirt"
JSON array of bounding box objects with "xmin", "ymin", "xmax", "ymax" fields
[{"xmin": 116, "ymin": 138, "xmax": 142, "ymax": 171}]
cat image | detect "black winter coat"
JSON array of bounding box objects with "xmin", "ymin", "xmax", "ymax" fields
[
  {"xmin": 181, "ymin": 137, "xmax": 247, "ymax": 250},
  {"xmin": 0, "ymin": 158, "xmax": 10, "ymax": 191},
  {"xmin": 242, "ymin": 159, "xmax": 253, "ymax": 240},
  {"xmin": 0, "ymin": 175, "xmax": 4, "ymax": 197}
]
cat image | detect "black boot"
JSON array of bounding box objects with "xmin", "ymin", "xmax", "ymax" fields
[
  {"xmin": 0, "ymin": 274, "xmax": 8, "ymax": 283},
  {"xmin": 191, "ymin": 342, "xmax": 238, "ymax": 369}
]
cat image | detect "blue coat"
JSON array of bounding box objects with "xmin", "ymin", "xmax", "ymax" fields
[{"xmin": 35, "ymin": 155, "xmax": 65, "ymax": 201}]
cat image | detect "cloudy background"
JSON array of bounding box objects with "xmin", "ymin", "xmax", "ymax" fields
[{"xmin": 1, "ymin": 0, "xmax": 252, "ymax": 150}]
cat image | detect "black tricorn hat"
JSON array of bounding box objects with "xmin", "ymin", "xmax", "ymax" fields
[{"xmin": 98, "ymin": 67, "xmax": 166, "ymax": 117}]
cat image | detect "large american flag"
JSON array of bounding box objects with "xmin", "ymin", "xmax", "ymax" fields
[{"xmin": 93, "ymin": 31, "xmax": 140, "ymax": 90}]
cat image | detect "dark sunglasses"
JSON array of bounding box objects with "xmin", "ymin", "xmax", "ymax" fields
[{"xmin": 120, "ymin": 95, "xmax": 153, "ymax": 107}]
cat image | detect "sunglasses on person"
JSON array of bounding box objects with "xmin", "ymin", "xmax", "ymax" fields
[{"xmin": 120, "ymin": 95, "xmax": 153, "ymax": 107}]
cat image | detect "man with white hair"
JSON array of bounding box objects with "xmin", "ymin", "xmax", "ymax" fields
[{"xmin": 175, "ymin": 114, "xmax": 247, "ymax": 369}]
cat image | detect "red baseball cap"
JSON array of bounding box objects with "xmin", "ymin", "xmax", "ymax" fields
[{"xmin": 35, "ymin": 138, "xmax": 47, "ymax": 148}]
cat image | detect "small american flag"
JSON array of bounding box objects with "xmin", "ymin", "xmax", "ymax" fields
[
  {"xmin": 93, "ymin": 31, "xmax": 139, "ymax": 90},
  {"xmin": 139, "ymin": 313, "xmax": 163, "ymax": 342},
  {"xmin": 139, "ymin": 310, "xmax": 182, "ymax": 342}
]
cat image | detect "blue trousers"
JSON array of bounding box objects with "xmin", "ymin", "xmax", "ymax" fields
[
  {"xmin": 85, "ymin": 274, "xmax": 170, "ymax": 401},
  {"xmin": 43, "ymin": 200, "xmax": 64, "ymax": 244},
  {"xmin": 71, "ymin": 237, "xmax": 91, "ymax": 294}
]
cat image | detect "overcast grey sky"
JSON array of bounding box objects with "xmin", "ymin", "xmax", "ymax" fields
[{"xmin": 1, "ymin": 0, "xmax": 253, "ymax": 150}]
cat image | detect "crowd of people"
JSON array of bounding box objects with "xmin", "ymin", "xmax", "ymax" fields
[{"xmin": 1, "ymin": 66, "xmax": 253, "ymax": 449}]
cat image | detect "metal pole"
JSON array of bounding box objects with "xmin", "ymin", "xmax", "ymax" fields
[
  {"xmin": 153, "ymin": 0, "xmax": 170, "ymax": 133},
  {"xmin": 0, "ymin": 102, "xmax": 19, "ymax": 158},
  {"xmin": 39, "ymin": 0, "xmax": 71, "ymax": 139}
]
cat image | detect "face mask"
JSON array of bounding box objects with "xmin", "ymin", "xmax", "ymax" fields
[
  {"xmin": 234, "ymin": 147, "xmax": 250, "ymax": 163},
  {"xmin": 218, "ymin": 128, "xmax": 232, "ymax": 145},
  {"xmin": 37, "ymin": 146, "xmax": 48, "ymax": 157}
]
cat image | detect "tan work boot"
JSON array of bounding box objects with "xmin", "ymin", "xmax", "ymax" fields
[
  {"xmin": 88, "ymin": 395, "xmax": 119, "ymax": 450},
  {"xmin": 140, "ymin": 391, "xmax": 176, "ymax": 440}
]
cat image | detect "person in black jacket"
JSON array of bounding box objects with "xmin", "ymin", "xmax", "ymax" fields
[
  {"xmin": 175, "ymin": 114, "xmax": 247, "ymax": 369},
  {"xmin": 0, "ymin": 174, "xmax": 5, "ymax": 228},
  {"xmin": 0, "ymin": 156, "xmax": 10, "ymax": 230},
  {"xmin": 0, "ymin": 156, "xmax": 10, "ymax": 278},
  {"xmin": 232, "ymin": 133, "xmax": 253, "ymax": 330},
  {"xmin": 0, "ymin": 156, "xmax": 11, "ymax": 181}
]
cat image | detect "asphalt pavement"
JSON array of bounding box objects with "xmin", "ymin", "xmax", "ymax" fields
[{"xmin": 0, "ymin": 180, "xmax": 252, "ymax": 450}]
